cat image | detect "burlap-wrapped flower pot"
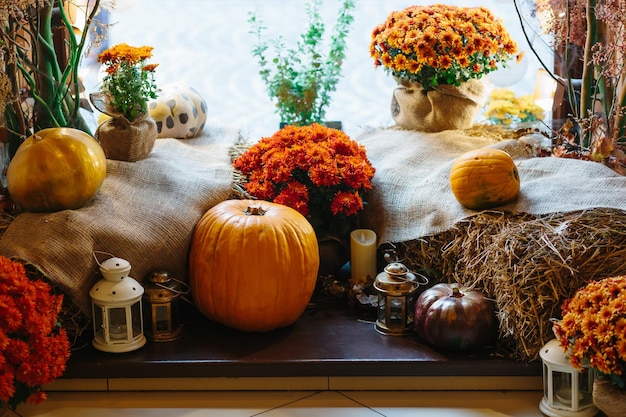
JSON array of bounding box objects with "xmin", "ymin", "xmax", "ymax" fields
[
  {"xmin": 95, "ymin": 115, "xmax": 158, "ymax": 162},
  {"xmin": 391, "ymin": 78, "xmax": 485, "ymax": 132},
  {"xmin": 593, "ymin": 378, "xmax": 626, "ymax": 417}
]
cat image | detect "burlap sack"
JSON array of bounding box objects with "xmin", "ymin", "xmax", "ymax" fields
[
  {"xmin": 0, "ymin": 126, "xmax": 238, "ymax": 316},
  {"xmin": 95, "ymin": 115, "xmax": 158, "ymax": 162},
  {"xmin": 356, "ymin": 127, "xmax": 626, "ymax": 245},
  {"xmin": 391, "ymin": 78, "xmax": 485, "ymax": 132},
  {"xmin": 593, "ymin": 378, "xmax": 626, "ymax": 417}
]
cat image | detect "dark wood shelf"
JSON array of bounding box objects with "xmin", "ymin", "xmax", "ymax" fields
[{"xmin": 63, "ymin": 300, "xmax": 541, "ymax": 380}]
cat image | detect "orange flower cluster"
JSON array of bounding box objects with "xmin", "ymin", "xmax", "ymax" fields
[
  {"xmin": 370, "ymin": 4, "xmax": 519, "ymax": 89},
  {"xmin": 233, "ymin": 124, "xmax": 375, "ymax": 238},
  {"xmin": 97, "ymin": 43, "xmax": 159, "ymax": 121},
  {"xmin": 0, "ymin": 256, "xmax": 70, "ymax": 410},
  {"xmin": 98, "ymin": 44, "xmax": 155, "ymax": 74},
  {"xmin": 554, "ymin": 276, "xmax": 626, "ymax": 389}
]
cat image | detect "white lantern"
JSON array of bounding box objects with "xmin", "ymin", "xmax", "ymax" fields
[
  {"xmin": 90, "ymin": 257, "xmax": 146, "ymax": 353},
  {"xmin": 539, "ymin": 339, "xmax": 598, "ymax": 417}
]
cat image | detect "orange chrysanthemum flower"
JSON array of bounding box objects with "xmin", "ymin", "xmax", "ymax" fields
[
  {"xmin": 233, "ymin": 124, "xmax": 375, "ymax": 239},
  {"xmin": 0, "ymin": 257, "xmax": 70, "ymax": 411},
  {"xmin": 370, "ymin": 4, "xmax": 518, "ymax": 89},
  {"xmin": 97, "ymin": 43, "xmax": 159, "ymax": 121},
  {"xmin": 553, "ymin": 276, "xmax": 626, "ymax": 389}
]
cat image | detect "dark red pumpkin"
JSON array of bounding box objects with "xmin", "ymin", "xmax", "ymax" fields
[{"xmin": 414, "ymin": 283, "xmax": 497, "ymax": 351}]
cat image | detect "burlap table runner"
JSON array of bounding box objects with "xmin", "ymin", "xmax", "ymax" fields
[
  {"xmin": 0, "ymin": 126, "xmax": 239, "ymax": 315},
  {"xmin": 357, "ymin": 127, "xmax": 626, "ymax": 245}
]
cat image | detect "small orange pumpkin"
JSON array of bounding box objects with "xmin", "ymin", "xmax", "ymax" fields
[
  {"xmin": 189, "ymin": 199, "xmax": 320, "ymax": 332},
  {"xmin": 6, "ymin": 127, "xmax": 107, "ymax": 212},
  {"xmin": 449, "ymin": 148, "xmax": 520, "ymax": 210}
]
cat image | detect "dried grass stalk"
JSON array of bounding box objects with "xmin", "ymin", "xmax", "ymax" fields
[{"xmin": 396, "ymin": 208, "xmax": 626, "ymax": 361}]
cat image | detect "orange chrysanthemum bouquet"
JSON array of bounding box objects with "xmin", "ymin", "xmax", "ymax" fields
[
  {"xmin": 369, "ymin": 4, "xmax": 520, "ymax": 132},
  {"xmin": 553, "ymin": 276, "xmax": 626, "ymax": 389},
  {"xmin": 96, "ymin": 43, "xmax": 159, "ymax": 122},
  {"xmin": 0, "ymin": 256, "xmax": 70, "ymax": 411},
  {"xmin": 233, "ymin": 124, "xmax": 375, "ymax": 240}
]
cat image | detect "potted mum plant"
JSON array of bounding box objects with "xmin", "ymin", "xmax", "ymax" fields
[
  {"xmin": 370, "ymin": 4, "xmax": 520, "ymax": 132},
  {"xmin": 0, "ymin": 256, "xmax": 71, "ymax": 412},
  {"xmin": 91, "ymin": 43, "xmax": 159, "ymax": 162},
  {"xmin": 248, "ymin": 0, "xmax": 356, "ymax": 128},
  {"xmin": 233, "ymin": 123, "xmax": 375, "ymax": 275},
  {"xmin": 552, "ymin": 276, "xmax": 626, "ymax": 416}
]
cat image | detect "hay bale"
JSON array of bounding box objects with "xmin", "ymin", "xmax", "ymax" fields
[{"xmin": 395, "ymin": 208, "xmax": 626, "ymax": 361}]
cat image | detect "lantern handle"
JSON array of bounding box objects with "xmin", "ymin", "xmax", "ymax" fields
[
  {"xmin": 153, "ymin": 276, "xmax": 191, "ymax": 296},
  {"xmin": 92, "ymin": 251, "xmax": 117, "ymax": 267}
]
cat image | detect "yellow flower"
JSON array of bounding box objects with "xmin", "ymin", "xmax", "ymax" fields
[{"xmin": 484, "ymin": 88, "xmax": 545, "ymax": 125}]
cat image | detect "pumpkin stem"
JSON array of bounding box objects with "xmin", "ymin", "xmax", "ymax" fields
[
  {"xmin": 450, "ymin": 284, "xmax": 464, "ymax": 298},
  {"xmin": 245, "ymin": 206, "xmax": 266, "ymax": 216}
]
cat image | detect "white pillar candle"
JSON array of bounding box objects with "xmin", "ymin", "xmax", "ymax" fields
[{"xmin": 350, "ymin": 229, "xmax": 377, "ymax": 281}]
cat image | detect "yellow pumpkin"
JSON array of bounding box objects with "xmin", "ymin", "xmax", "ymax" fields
[
  {"xmin": 189, "ymin": 199, "xmax": 320, "ymax": 332},
  {"xmin": 7, "ymin": 128, "xmax": 107, "ymax": 212},
  {"xmin": 449, "ymin": 148, "xmax": 520, "ymax": 210}
]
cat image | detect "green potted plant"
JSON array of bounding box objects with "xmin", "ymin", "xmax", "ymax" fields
[{"xmin": 248, "ymin": 0, "xmax": 356, "ymax": 128}]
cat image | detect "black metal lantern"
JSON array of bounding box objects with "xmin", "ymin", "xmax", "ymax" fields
[
  {"xmin": 142, "ymin": 271, "xmax": 189, "ymax": 342},
  {"xmin": 373, "ymin": 262, "xmax": 428, "ymax": 336}
]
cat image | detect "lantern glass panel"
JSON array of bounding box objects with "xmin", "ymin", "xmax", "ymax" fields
[
  {"xmin": 377, "ymin": 296, "xmax": 386, "ymax": 323},
  {"xmin": 543, "ymin": 362, "xmax": 549, "ymax": 399},
  {"xmin": 388, "ymin": 296, "xmax": 406, "ymax": 327},
  {"xmin": 131, "ymin": 301, "xmax": 143, "ymax": 338},
  {"xmin": 154, "ymin": 304, "xmax": 171, "ymax": 333},
  {"xmin": 108, "ymin": 307, "xmax": 129, "ymax": 341},
  {"xmin": 93, "ymin": 304, "xmax": 104, "ymax": 341},
  {"xmin": 578, "ymin": 370, "xmax": 595, "ymax": 408},
  {"xmin": 552, "ymin": 369, "xmax": 572, "ymax": 409}
]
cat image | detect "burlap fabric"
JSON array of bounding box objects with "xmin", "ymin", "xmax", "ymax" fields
[
  {"xmin": 0, "ymin": 126, "xmax": 238, "ymax": 316},
  {"xmin": 95, "ymin": 115, "xmax": 158, "ymax": 162},
  {"xmin": 593, "ymin": 378, "xmax": 626, "ymax": 417},
  {"xmin": 357, "ymin": 127, "xmax": 626, "ymax": 245},
  {"xmin": 391, "ymin": 79, "xmax": 485, "ymax": 132}
]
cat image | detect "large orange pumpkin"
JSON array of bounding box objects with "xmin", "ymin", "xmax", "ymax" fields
[
  {"xmin": 6, "ymin": 127, "xmax": 107, "ymax": 212},
  {"xmin": 189, "ymin": 199, "xmax": 320, "ymax": 332},
  {"xmin": 449, "ymin": 148, "xmax": 520, "ymax": 210}
]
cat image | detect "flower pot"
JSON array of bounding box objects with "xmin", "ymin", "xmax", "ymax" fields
[
  {"xmin": 593, "ymin": 377, "xmax": 626, "ymax": 417},
  {"xmin": 317, "ymin": 236, "xmax": 349, "ymax": 278},
  {"xmin": 95, "ymin": 115, "xmax": 158, "ymax": 162},
  {"xmin": 391, "ymin": 78, "xmax": 485, "ymax": 132}
]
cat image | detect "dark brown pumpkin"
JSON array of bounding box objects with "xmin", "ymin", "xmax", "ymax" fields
[{"xmin": 414, "ymin": 283, "xmax": 497, "ymax": 351}]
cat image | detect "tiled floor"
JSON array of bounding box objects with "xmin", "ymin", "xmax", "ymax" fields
[
  {"xmin": 17, "ymin": 390, "xmax": 545, "ymax": 416},
  {"xmin": 23, "ymin": 1, "xmax": 551, "ymax": 416}
]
